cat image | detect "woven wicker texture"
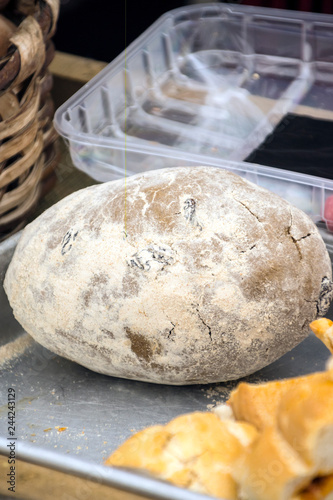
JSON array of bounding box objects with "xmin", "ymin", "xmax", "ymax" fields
[{"xmin": 0, "ymin": 0, "xmax": 60, "ymax": 241}]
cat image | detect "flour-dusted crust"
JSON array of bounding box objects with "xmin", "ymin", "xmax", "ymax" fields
[{"xmin": 4, "ymin": 167, "xmax": 333, "ymax": 384}]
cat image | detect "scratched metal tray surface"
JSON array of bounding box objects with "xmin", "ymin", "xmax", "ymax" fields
[{"xmin": 1, "ymin": 228, "xmax": 333, "ymax": 499}]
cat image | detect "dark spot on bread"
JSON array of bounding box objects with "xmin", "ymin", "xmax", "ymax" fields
[
  {"xmin": 61, "ymin": 229, "xmax": 79, "ymax": 255},
  {"xmin": 317, "ymin": 276, "xmax": 333, "ymax": 316},
  {"xmin": 82, "ymin": 272, "xmax": 109, "ymax": 307},
  {"xmin": 83, "ymin": 289, "xmax": 93, "ymax": 308},
  {"xmin": 241, "ymin": 262, "xmax": 285, "ymax": 301},
  {"xmin": 100, "ymin": 329, "xmax": 115, "ymax": 339},
  {"xmin": 122, "ymin": 272, "xmax": 140, "ymax": 297},
  {"xmin": 91, "ymin": 273, "xmax": 108, "ymax": 286},
  {"xmin": 126, "ymin": 328, "xmax": 161, "ymax": 362}
]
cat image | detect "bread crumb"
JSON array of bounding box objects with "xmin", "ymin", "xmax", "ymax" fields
[{"xmin": 213, "ymin": 403, "xmax": 235, "ymax": 421}]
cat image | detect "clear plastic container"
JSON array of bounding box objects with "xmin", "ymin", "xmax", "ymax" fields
[{"xmin": 54, "ymin": 3, "xmax": 333, "ymax": 229}]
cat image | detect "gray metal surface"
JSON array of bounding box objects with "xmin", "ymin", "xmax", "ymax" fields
[{"xmin": 1, "ymin": 228, "xmax": 333, "ymax": 498}]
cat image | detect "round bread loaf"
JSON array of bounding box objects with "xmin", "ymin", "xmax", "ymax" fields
[{"xmin": 4, "ymin": 167, "xmax": 333, "ymax": 384}]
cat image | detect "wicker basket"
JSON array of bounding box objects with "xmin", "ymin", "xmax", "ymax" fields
[{"xmin": 0, "ymin": 0, "xmax": 60, "ymax": 241}]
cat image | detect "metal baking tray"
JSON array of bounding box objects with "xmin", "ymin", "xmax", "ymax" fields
[{"xmin": 1, "ymin": 228, "xmax": 333, "ymax": 499}]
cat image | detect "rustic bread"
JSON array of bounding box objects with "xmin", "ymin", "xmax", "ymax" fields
[
  {"xmin": 106, "ymin": 320, "xmax": 333, "ymax": 499},
  {"xmin": 235, "ymin": 424, "xmax": 313, "ymax": 500},
  {"xmin": 294, "ymin": 475, "xmax": 333, "ymax": 500},
  {"xmin": 310, "ymin": 318, "xmax": 333, "ymax": 355},
  {"xmin": 228, "ymin": 318, "xmax": 333, "ymax": 432},
  {"xmin": 232, "ymin": 376, "xmax": 333, "ymax": 500},
  {"xmin": 106, "ymin": 397, "xmax": 333, "ymax": 500},
  {"xmin": 277, "ymin": 378, "xmax": 333, "ymax": 474},
  {"xmin": 3, "ymin": 166, "xmax": 333, "ymax": 384},
  {"xmin": 227, "ymin": 371, "xmax": 329, "ymax": 432},
  {"xmin": 106, "ymin": 411, "xmax": 258, "ymax": 499}
]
